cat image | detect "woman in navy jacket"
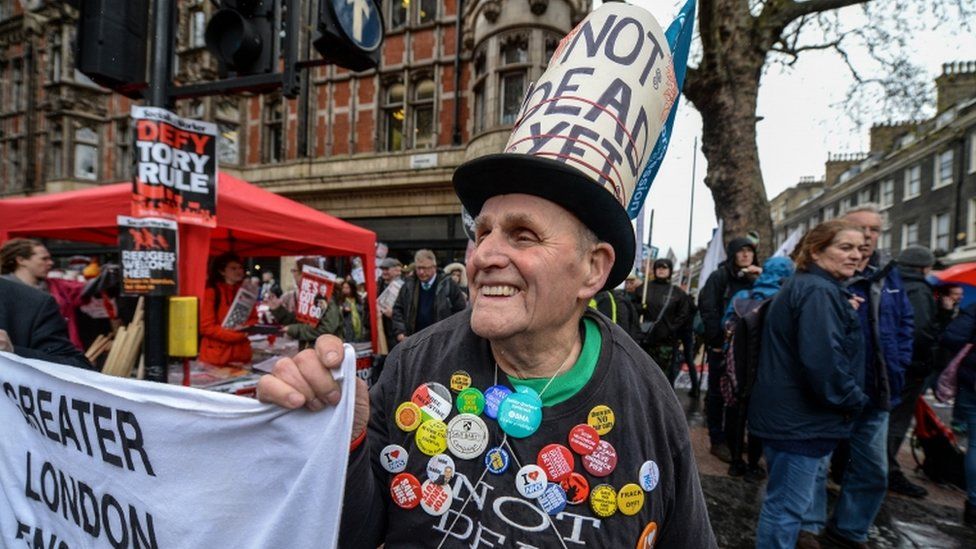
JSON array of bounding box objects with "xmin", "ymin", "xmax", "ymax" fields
[{"xmin": 750, "ymin": 220, "xmax": 870, "ymax": 548}]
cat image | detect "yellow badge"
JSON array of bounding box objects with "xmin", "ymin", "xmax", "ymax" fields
[
  {"xmin": 617, "ymin": 483, "xmax": 645, "ymax": 516},
  {"xmin": 415, "ymin": 419, "xmax": 448, "ymax": 456},
  {"xmin": 450, "ymin": 370, "xmax": 472, "ymax": 392},
  {"xmin": 587, "ymin": 405, "xmax": 615, "ymax": 436},
  {"xmin": 395, "ymin": 401, "xmax": 423, "ymax": 432},
  {"xmin": 589, "ymin": 483, "xmax": 618, "ymax": 518}
]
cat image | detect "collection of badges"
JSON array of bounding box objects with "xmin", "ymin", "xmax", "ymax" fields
[
  {"xmin": 380, "ymin": 371, "xmax": 660, "ymax": 518},
  {"xmin": 381, "ymin": 370, "xmax": 663, "ymax": 525}
]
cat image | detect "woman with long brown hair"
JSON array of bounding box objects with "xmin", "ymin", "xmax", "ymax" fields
[
  {"xmin": 749, "ymin": 220, "xmax": 870, "ymax": 548},
  {"xmin": 199, "ymin": 253, "xmax": 255, "ymax": 366}
]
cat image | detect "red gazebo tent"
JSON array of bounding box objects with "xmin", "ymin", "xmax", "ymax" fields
[{"xmin": 0, "ymin": 172, "xmax": 378, "ymax": 350}]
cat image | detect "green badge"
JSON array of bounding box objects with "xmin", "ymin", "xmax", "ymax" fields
[{"xmin": 455, "ymin": 387, "xmax": 486, "ymax": 415}]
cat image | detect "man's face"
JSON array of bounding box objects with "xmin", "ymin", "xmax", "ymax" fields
[
  {"xmin": 415, "ymin": 259, "xmax": 436, "ymax": 283},
  {"xmin": 625, "ymin": 278, "xmax": 641, "ymax": 293},
  {"xmin": 944, "ymin": 287, "xmax": 964, "ymax": 308},
  {"xmin": 844, "ymin": 211, "xmax": 882, "ymax": 258},
  {"xmin": 20, "ymin": 245, "xmax": 53, "ymax": 280},
  {"xmin": 380, "ymin": 267, "xmax": 394, "ymax": 282},
  {"xmin": 734, "ymin": 247, "xmax": 754, "ymax": 269},
  {"xmin": 468, "ymin": 194, "xmax": 611, "ymax": 343}
]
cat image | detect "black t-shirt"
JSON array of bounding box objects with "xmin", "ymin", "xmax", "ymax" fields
[{"xmin": 339, "ymin": 310, "xmax": 715, "ymax": 548}]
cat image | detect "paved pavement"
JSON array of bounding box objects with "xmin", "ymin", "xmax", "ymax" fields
[{"xmin": 674, "ymin": 382, "xmax": 975, "ymax": 548}]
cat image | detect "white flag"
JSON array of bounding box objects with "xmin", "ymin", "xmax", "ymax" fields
[
  {"xmin": 697, "ymin": 220, "xmax": 726, "ymax": 290},
  {"xmin": 773, "ymin": 227, "xmax": 804, "ymax": 259},
  {"xmin": 0, "ymin": 350, "xmax": 356, "ymax": 548}
]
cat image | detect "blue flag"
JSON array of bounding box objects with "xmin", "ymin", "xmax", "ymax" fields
[{"xmin": 626, "ymin": 0, "xmax": 697, "ymax": 218}]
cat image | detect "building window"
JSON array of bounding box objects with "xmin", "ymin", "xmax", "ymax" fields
[
  {"xmin": 545, "ymin": 35, "xmax": 560, "ymax": 66},
  {"xmin": 839, "ymin": 196, "xmax": 852, "ymax": 214},
  {"xmin": 49, "ymin": 32, "xmax": 62, "ymax": 83},
  {"xmin": 418, "ymin": 0, "xmax": 437, "ymax": 24},
  {"xmin": 499, "ymin": 35, "xmax": 528, "ymax": 125},
  {"xmin": 189, "ymin": 8, "xmax": 206, "ymax": 48},
  {"xmin": 382, "ymin": 82, "xmax": 405, "ymax": 151},
  {"xmin": 500, "ymin": 73, "xmax": 525, "ymax": 125},
  {"xmin": 902, "ymin": 220, "xmax": 919, "ymax": 248},
  {"xmin": 969, "ymin": 131, "xmax": 976, "ymax": 174},
  {"xmin": 932, "ymin": 212, "xmax": 951, "ymax": 251},
  {"xmin": 74, "ymin": 126, "xmax": 99, "ymax": 180},
  {"xmin": 857, "ymin": 187, "xmax": 872, "ymax": 205},
  {"xmin": 934, "ymin": 149, "xmax": 953, "ymax": 188},
  {"xmin": 388, "ymin": 0, "xmax": 407, "ymax": 29},
  {"xmin": 879, "ymin": 179, "xmax": 894, "ymax": 208},
  {"xmin": 412, "ymin": 78, "xmax": 435, "ymax": 149},
  {"xmin": 49, "ymin": 122, "xmax": 63, "ymax": 178},
  {"xmin": 263, "ymin": 98, "xmax": 284, "ymax": 163},
  {"xmin": 473, "ymin": 83, "xmax": 485, "ymax": 135},
  {"xmin": 115, "ymin": 119, "xmax": 133, "ymax": 180},
  {"xmin": 903, "ymin": 164, "xmax": 921, "ymax": 200},
  {"xmin": 969, "ymin": 198, "xmax": 976, "ymax": 246},
  {"xmin": 216, "ymin": 99, "xmax": 240, "ymax": 166}
]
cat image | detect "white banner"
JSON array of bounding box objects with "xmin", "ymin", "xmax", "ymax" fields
[
  {"xmin": 0, "ymin": 349, "xmax": 356, "ymax": 548},
  {"xmin": 697, "ymin": 220, "xmax": 726, "ymax": 290}
]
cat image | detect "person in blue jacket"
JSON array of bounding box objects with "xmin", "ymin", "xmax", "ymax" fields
[
  {"xmin": 751, "ymin": 220, "xmax": 869, "ymax": 548},
  {"xmin": 941, "ymin": 302, "xmax": 976, "ymax": 526},
  {"xmin": 801, "ymin": 206, "xmax": 914, "ymax": 548}
]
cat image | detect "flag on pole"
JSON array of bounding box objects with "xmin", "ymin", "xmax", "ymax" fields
[
  {"xmin": 627, "ymin": 0, "xmax": 697, "ymax": 218},
  {"xmin": 772, "ymin": 227, "xmax": 804, "ymax": 258},
  {"xmin": 697, "ymin": 220, "xmax": 725, "ymax": 290}
]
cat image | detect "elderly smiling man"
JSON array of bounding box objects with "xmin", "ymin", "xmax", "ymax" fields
[{"xmin": 258, "ymin": 4, "xmax": 713, "ymax": 548}]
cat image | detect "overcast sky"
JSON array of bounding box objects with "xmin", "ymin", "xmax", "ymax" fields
[{"xmin": 605, "ymin": 0, "xmax": 976, "ymax": 264}]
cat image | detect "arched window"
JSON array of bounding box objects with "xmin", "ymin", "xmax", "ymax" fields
[
  {"xmin": 383, "ymin": 82, "xmax": 405, "ymax": 151},
  {"xmin": 412, "ymin": 79, "xmax": 435, "ymax": 149}
]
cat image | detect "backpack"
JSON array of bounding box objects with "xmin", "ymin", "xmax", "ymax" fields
[
  {"xmin": 721, "ymin": 297, "xmax": 772, "ymax": 408},
  {"xmin": 911, "ymin": 397, "xmax": 966, "ymax": 489}
]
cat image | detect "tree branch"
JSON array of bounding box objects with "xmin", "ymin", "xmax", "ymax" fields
[
  {"xmin": 760, "ymin": 0, "xmax": 869, "ymax": 35},
  {"xmin": 771, "ymin": 38, "xmax": 843, "ymax": 65}
]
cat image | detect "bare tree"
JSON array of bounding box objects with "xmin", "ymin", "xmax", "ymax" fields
[{"xmin": 682, "ymin": 0, "xmax": 973, "ymax": 249}]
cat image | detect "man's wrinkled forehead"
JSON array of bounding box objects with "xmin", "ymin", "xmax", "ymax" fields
[{"xmin": 845, "ymin": 211, "xmax": 882, "ymax": 230}]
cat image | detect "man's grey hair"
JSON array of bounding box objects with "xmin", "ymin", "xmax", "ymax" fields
[
  {"xmin": 414, "ymin": 249, "xmax": 437, "ymax": 264},
  {"xmin": 844, "ymin": 203, "xmax": 881, "ymax": 216}
]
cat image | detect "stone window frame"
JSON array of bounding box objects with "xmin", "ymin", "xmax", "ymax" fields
[
  {"xmin": 262, "ymin": 95, "xmax": 285, "ymax": 163},
  {"xmin": 497, "ymin": 33, "xmax": 530, "ymax": 127},
  {"xmin": 114, "ymin": 117, "xmax": 134, "ymax": 181},
  {"xmin": 49, "ymin": 30, "xmax": 63, "ymax": 84},
  {"xmin": 380, "ymin": 75, "xmax": 406, "ymax": 152},
  {"xmin": 410, "ymin": 74, "xmax": 437, "ymax": 149},
  {"xmin": 48, "ymin": 119, "xmax": 64, "ymax": 179},
  {"xmin": 903, "ymin": 164, "xmax": 921, "ymax": 201},
  {"xmin": 386, "ymin": 0, "xmax": 439, "ymax": 31},
  {"xmin": 73, "ymin": 124, "xmax": 101, "ymax": 181}
]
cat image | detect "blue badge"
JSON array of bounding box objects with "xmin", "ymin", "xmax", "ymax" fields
[
  {"xmin": 483, "ymin": 385, "xmax": 513, "ymax": 419},
  {"xmin": 484, "ymin": 446, "xmax": 510, "ymax": 474},
  {"xmin": 497, "ymin": 389, "xmax": 543, "ymax": 438},
  {"xmin": 538, "ymin": 483, "xmax": 568, "ymax": 516}
]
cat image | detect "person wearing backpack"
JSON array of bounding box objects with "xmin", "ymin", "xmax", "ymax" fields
[
  {"xmin": 642, "ymin": 258, "xmax": 693, "ymax": 381},
  {"xmin": 720, "ymin": 256, "xmax": 794, "ymax": 481},
  {"xmin": 940, "ymin": 301, "xmax": 976, "ymax": 526}
]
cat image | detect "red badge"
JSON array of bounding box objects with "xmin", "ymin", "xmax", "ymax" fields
[
  {"xmin": 582, "ymin": 440, "xmax": 618, "ymax": 477},
  {"xmin": 537, "ymin": 444, "xmax": 575, "ymax": 483},
  {"xmin": 390, "ymin": 473, "xmax": 422, "ymax": 509},
  {"xmin": 560, "ymin": 472, "xmax": 591, "ymax": 505},
  {"xmin": 568, "ymin": 424, "xmax": 600, "ymax": 455}
]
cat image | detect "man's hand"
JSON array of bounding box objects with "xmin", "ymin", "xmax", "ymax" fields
[
  {"xmin": 396, "ymin": 334, "xmax": 405, "ymax": 342},
  {"xmin": 848, "ymin": 295, "xmax": 865, "ymax": 311},
  {"xmin": 0, "ymin": 329, "xmax": 12, "ymax": 352},
  {"xmin": 741, "ymin": 265, "xmax": 763, "ymax": 277},
  {"xmin": 256, "ymin": 335, "xmax": 370, "ymax": 442},
  {"xmin": 381, "ymin": 305, "xmax": 393, "ymax": 318}
]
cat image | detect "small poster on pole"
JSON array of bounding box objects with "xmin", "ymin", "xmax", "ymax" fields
[
  {"xmin": 117, "ymin": 216, "xmax": 178, "ymax": 296},
  {"xmin": 296, "ymin": 265, "xmax": 337, "ymax": 326},
  {"xmin": 131, "ymin": 106, "xmax": 218, "ymax": 227},
  {"xmin": 377, "ymin": 279, "xmax": 403, "ymax": 313}
]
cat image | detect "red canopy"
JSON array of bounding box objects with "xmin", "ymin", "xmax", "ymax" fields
[{"xmin": 0, "ymin": 173, "xmax": 378, "ymax": 350}]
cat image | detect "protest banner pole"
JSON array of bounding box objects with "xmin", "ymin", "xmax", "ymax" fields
[
  {"xmin": 683, "ymin": 136, "xmax": 698, "ymax": 287},
  {"xmin": 142, "ymin": 0, "xmax": 176, "ymax": 382}
]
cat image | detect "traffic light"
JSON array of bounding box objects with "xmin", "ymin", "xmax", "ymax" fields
[
  {"xmin": 205, "ymin": 0, "xmax": 276, "ymax": 76},
  {"xmin": 314, "ymin": 0, "xmax": 384, "ymax": 72},
  {"xmin": 75, "ymin": 0, "xmax": 149, "ymax": 98}
]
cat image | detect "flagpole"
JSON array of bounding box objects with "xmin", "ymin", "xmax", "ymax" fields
[
  {"xmin": 641, "ymin": 208, "xmax": 654, "ymax": 320},
  {"xmin": 683, "ymin": 136, "xmax": 698, "ymax": 287}
]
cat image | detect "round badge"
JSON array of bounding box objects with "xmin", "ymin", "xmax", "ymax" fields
[
  {"xmin": 484, "ymin": 446, "xmax": 510, "ymax": 474},
  {"xmin": 455, "ymin": 387, "xmax": 486, "ymax": 415},
  {"xmin": 395, "ymin": 401, "xmax": 423, "ymax": 432},
  {"xmin": 379, "ymin": 444, "xmax": 409, "ymax": 473},
  {"xmin": 515, "ymin": 464, "xmax": 548, "ymax": 499},
  {"xmin": 446, "ymin": 413, "xmax": 490, "ymax": 459},
  {"xmin": 587, "ymin": 405, "xmax": 615, "ymax": 436},
  {"xmin": 568, "ymin": 424, "xmax": 600, "ymax": 455},
  {"xmin": 559, "ymin": 472, "xmax": 591, "ymax": 505},
  {"xmin": 390, "ymin": 473, "xmax": 422, "ymax": 509},
  {"xmin": 497, "ymin": 391, "xmax": 543, "ymax": 438},
  {"xmin": 538, "ymin": 483, "xmax": 568, "ymax": 516},
  {"xmin": 426, "ymin": 454, "xmax": 456, "ymax": 485},
  {"xmin": 638, "ymin": 460, "xmax": 660, "ymax": 492},
  {"xmin": 449, "ymin": 370, "xmax": 472, "ymax": 393},
  {"xmin": 483, "ymin": 385, "xmax": 512, "ymax": 419},
  {"xmin": 537, "ymin": 444, "xmax": 575, "ymax": 483},
  {"xmin": 411, "ymin": 382, "xmax": 453, "ymax": 421},
  {"xmin": 582, "ymin": 440, "xmax": 618, "ymax": 477},
  {"xmin": 617, "ymin": 483, "xmax": 645, "ymax": 516},
  {"xmin": 636, "ymin": 521, "xmax": 658, "ymax": 549},
  {"xmin": 589, "ymin": 484, "xmax": 618, "ymax": 518},
  {"xmin": 420, "ymin": 480, "xmax": 454, "ymax": 516},
  {"xmin": 415, "ymin": 419, "xmax": 448, "ymax": 456}
]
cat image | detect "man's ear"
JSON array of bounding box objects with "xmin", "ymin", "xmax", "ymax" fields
[{"xmin": 578, "ymin": 242, "xmax": 615, "ymax": 300}]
